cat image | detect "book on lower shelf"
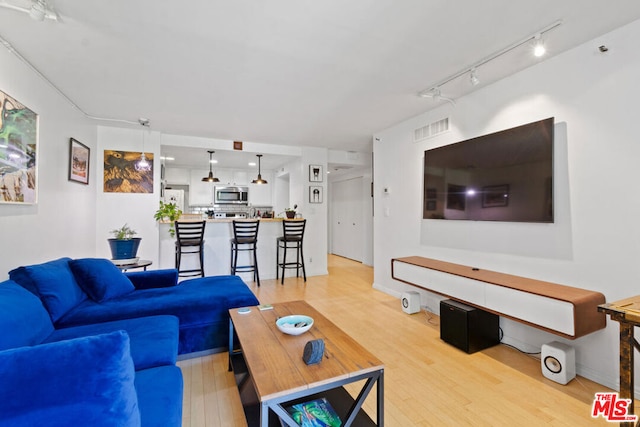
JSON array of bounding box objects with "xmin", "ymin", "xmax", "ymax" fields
[{"xmin": 283, "ymin": 397, "xmax": 342, "ymax": 427}]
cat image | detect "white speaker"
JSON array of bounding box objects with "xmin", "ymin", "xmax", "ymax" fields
[
  {"xmin": 541, "ymin": 341, "xmax": 576, "ymax": 385},
  {"xmin": 401, "ymin": 291, "xmax": 420, "ymax": 314}
]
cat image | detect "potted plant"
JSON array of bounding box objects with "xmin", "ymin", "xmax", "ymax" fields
[
  {"xmin": 285, "ymin": 204, "xmax": 298, "ymax": 219},
  {"xmin": 108, "ymin": 224, "xmax": 141, "ymax": 260},
  {"xmin": 154, "ymin": 201, "xmax": 183, "ymax": 237}
]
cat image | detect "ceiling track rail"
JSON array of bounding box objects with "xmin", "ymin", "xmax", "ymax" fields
[
  {"xmin": 417, "ymin": 19, "xmax": 563, "ymax": 98},
  {"xmin": 0, "ymin": 31, "xmax": 139, "ymax": 126}
]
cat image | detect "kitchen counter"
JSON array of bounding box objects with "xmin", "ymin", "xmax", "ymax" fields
[
  {"xmin": 159, "ymin": 217, "xmax": 302, "ymax": 223},
  {"xmin": 158, "ymin": 217, "xmax": 304, "ymax": 280}
]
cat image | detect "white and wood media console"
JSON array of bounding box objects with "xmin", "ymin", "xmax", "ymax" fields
[{"xmin": 391, "ymin": 256, "xmax": 606, "ymax": 339}]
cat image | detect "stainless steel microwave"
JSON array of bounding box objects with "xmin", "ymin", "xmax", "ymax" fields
[{"xmin": 214, "ymin": 186, "xmax": 248, "ymax": 205}]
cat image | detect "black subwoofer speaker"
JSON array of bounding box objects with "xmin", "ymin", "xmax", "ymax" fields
[{"xmin": 440, "ymin": 299, "xmax": 500, "ymax": 354}]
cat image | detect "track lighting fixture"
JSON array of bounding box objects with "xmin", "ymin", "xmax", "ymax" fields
[
  {"xmin": 469, "ymin": 68, "xmax": 480, "ymax": 86},
  {"xmin": 533, "ymin": 34, "xmax": 546, "ymax": 57},
  {"xmin": 251, "ymin": 154, "xmax": 267, "ymax": 184},
  {"xmin": 417, "ymin": 20, "xmax": 562, "ymax": 101},
  {"xmin": 135, "ymin": 118, "xmax": 152, "ymax": 172},
  {"xmin": 29, "ymin": 0, "xmax": 47, "ymax": 21},
  {"xmin": 202, "ymin": 151, "xmax": 219, "ymax": 182},
  {"xmin": 418, "ymin": 87, "xmax": 456, "ymax": 106}
]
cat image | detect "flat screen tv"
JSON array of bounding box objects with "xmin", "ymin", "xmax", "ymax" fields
[{"xmin": 423, "ymin": 117, "xmax": 554, "ymax": 223}]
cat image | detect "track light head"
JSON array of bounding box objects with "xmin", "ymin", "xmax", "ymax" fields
[
  {"xmin": 29, "ymin": 0, "xmax": 47, "ymax": 21},
  {"xmin": 470, "ymin": 68, "xmax": 480, "ymax": 86},
  {"xmin": 533, "ymin": 34, "xmax": 546, "ymax": 57}
]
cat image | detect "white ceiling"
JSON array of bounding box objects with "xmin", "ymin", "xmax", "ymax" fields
[
  {"xmin": 161, "ymin": 145, "xmax": 296, "ymax": 172},
  {"xmin": 1, "ymin": 1, "xmax": 640, "ymax": 158}
]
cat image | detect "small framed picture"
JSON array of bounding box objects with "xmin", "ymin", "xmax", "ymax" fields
[
  {"xmin": 309, "ymin": 186, "xmax": 323, "ymax": 203},
  {"xmin": 69, "ymin": 138, "xmax": 90, "ymax": 185},
  {"xmin": 309, "ymin": 164, "xmax": 323, "ymax": 182}
]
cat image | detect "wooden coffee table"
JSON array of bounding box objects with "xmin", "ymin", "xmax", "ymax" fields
[{"xmin": 229, "ymin": 300, "xmax": 384, "ymax": 427}]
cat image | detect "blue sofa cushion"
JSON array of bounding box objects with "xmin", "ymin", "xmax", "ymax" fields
[
  {"xmin": 126, "ymin": 269, "xmax": 179, "ymax": 289},
  {"xmin": 0, "ymin": 331, "xmax": 141, "ymax": 427},
  {"xmin": 0, "ymin": 281, "xmax": 54, "ymax": 351},
  {"xmin": 69, "ymin": 258, "xmax": 135, "ymax": 302},
  {"xmin": 44, "ymin": 315, "xmax": 179, "ymax": 370},
  {"xmin": 135, "ymin": 365, "xmax": 183, "ymax": 427},
  {"xmin": 8, "ymin": 258, "xmax": 87, "ymax": 322}
]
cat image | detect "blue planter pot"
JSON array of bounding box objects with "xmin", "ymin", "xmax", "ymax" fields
[{"xmin": 108, "ymin": 238, "xmax": 141, "ymax": 260}]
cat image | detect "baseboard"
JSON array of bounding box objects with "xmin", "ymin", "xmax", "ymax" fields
[
  {"xmin": 372, "ymin": 281, "xmax": 402, "ymax": 298},
  {"xmin": 177, "ymin": 346, "xmax": 226, "ymax": 361}
]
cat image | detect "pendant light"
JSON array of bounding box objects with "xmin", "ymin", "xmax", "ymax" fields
[
  {"xmin": 135, "ymin": 118, "xmax": 152, "ymax": 172},
  {"xmin": 251, "ymin": 154, "xmax": 267, "ymax": 184},
  {"xmin": 202, "ymin": 150, "xmax": 219, "ymax": 182}
]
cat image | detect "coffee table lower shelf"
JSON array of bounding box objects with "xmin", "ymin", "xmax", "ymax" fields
[{"xmin": 230, "ymin": 353, "xmax": 378, "ymax": 427}]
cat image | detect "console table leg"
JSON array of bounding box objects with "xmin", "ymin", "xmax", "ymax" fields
[
  {"xmin": 620, "ymin": 323, "xmax": 636, "ymax": 426},
  {"xmin": 378, "ymin": 370, "xmax": 385, "ymax": 426}
]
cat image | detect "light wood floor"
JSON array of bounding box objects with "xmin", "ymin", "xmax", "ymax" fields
[{"xmin": 178, "ymin": 255, "xmax": 616, "ymax": 426}]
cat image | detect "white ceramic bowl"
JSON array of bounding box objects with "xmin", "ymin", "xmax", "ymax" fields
[{"xmin": 276, "ymin": 315, "xmax": 314, "ymax": 336}]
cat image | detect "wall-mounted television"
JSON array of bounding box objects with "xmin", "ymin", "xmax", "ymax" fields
[{"xmin": 423, "ymin": 117, "xmax": 554, "ymax": 223}]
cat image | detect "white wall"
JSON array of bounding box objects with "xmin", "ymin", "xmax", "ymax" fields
[
  {"xmin": 0, "ymin": 42, "xmax": 97, "ymax": 278},
  {"xmin": 95, "ymin": 126, "xmax": 162, "ymax": 264},
  {"xmin": 373, "ymin": 19, "xmax": 640, "ymax": 392},
  {"xmin": 301, "ymin": 147, "xmax": 328, "ymax": 277}
]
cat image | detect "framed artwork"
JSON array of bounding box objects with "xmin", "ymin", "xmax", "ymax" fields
[
  {"xmin": 482, "ymin": 184, "xmax": 509, "ymax": 208},
  {"xmin": 68, "ymin": 138, "xmax": 90, "ymax": 184},
  {"xmin": 309, "ymin": 186, "xmax": 323, "ymax": 203},
  {"xmin": 0, "ymin": 90, "xmax": 38, "ymax": 204},
  {"xmin": 309, "ymin": 164, "xmax": 323, "ymax": 182},
  {"xmin": 103, "ymin": 150, "xmax": 154, "ymax": 193}
]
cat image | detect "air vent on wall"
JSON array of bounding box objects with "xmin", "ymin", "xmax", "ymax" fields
[{"xmin": 413, "ymin": 117, "xmax": 450, "ymax": 142}]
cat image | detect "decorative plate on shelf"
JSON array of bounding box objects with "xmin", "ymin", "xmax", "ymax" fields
[{"xmin": 111, "ymin": 257, "xmax": 139, "ymax": 266}]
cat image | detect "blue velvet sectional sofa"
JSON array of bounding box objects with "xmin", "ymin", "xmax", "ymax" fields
[
  {"xmin": 9, "ymin": 257, "xmax": 260, "ymax": 354},
  {"xmin": 0, "ymin": 257, "xmax": 260, "ymax": 426},
  {"xmin": 0, "ymin": 280, "xmax": 182, "ymax": 427}
]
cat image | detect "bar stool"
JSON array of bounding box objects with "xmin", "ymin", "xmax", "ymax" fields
[
  {"xmin": 276, "ymin": 219, "xmax": 306, "ymax": 284},
  {"xmin": 174, "ymin": 220, "xmax": 206, "ymax": 278},
  {"xmin": 230, "ymin": 220, "xmax": 260, "ymax": 287}
]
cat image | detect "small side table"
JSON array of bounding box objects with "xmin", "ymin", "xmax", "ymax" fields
[
  {"xmin": 598, "ymin": 296, "xmax": 640, "ymax": 427},
  {"xmin": 116, "ymin": 259, "xmax": 152, "ymax": 272}
]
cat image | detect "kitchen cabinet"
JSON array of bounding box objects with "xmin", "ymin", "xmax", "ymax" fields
[
  {"xmin": 248, "ymin": 171, "xmax": 273, "ymax": 206},
  {"xmin": 165, "ymin": 167, "xmax": 189, "ymax": 185},
  {"xmin": 215, "ymin": 169, "xmax": 249, "ymax": 185},
  {"xmin": 215, "ymin": 169, "xmax": 233, "ymax": 185},
  {"xmin": 189, "ymin": 169, "xmax": 214, "ymax": 205},
  {"xmin": 233, "ymin": 170, "xmax": 249, "ymax": 185}
]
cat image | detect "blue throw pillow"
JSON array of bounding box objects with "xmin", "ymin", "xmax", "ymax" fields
[
  {"xmin": 69, "ymin": 258, "xmax": 135, "ymax": 302},
  {"xmin": 0, "ymin": 331, "xmax": 141, "ymax": 427},
  {"xmin": 8, "ymin": 258, "xmax": 87, "ymax": 323},
  {"xmin": 0, "ymin": 281, "xmax": 54, "ymax": 351}
]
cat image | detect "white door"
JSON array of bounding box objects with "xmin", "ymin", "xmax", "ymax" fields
[{"xmin": 331, "ymin": 177, "xmax": 363, "ymax": 261}]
